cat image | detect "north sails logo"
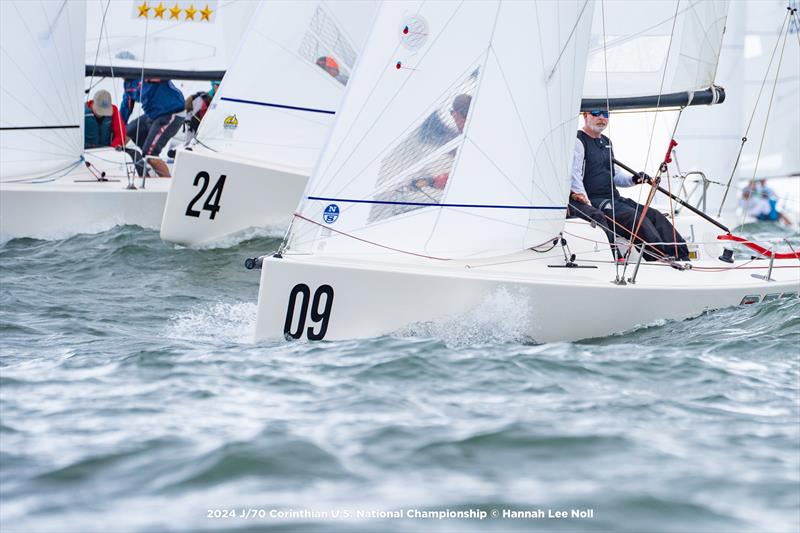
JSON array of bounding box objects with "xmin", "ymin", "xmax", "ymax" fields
[{"xmin": 323, "ymin": 204, "xmax": 339, "ymax": 224}]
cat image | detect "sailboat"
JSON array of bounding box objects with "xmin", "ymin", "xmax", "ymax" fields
[
  {"xmin": 658, "ymin": 0, "xmax": 800, "ymax": 228},
  {"xmin": 251, "ymin": 0, "xmax": 799, "ymax": 343},
  {"xmin": 159, "ymin": 1, "xmax": 377, "ymax": 247},
  {"xmin": 0, "ymin": 0, "xmax": 251, "ymax": 240}
]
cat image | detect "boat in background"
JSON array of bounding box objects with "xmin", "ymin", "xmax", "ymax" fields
[
  {"xmin": 251, "ymin": 0, "xmax": 799, "ymax": 343},
  {"xmin": 159, "ymin": 1, "xmax": 378, "ymax": 247},
  {"xmin": 0, "ymin": 0, "xmax": 251, "ymax": 241}
]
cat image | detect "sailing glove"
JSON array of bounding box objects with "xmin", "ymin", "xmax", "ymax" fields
[{"xmin": 633, "ymin": 172, "xmax": 653, "ymax": 185}]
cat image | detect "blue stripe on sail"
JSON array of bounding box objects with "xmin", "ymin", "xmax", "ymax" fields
[
  {"xmin": 306, "ymin": 196, "xmax": 566, "ymax": 210},
  {"xmin": 220, "ymin": 97, "xmax": 335, "ymax": 115}
]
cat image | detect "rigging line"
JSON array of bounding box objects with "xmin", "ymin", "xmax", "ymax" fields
[
  {"xmin": 0, "ymin": 157, "xmax": 84, "ymax": 184},
  {"xmin": 660, "ymin": 110, "xmax": 685, "ymax": 260},
  {"xmin": 793, "ymin": 10, "xmax": 800, "ymax": 47},
  {"xmin": 546, "ymin": 0, "xmax": 590, "ymax": 82},
  {"xmin": 99, "ymin": 9, "xmax": 132, "ymax": 183},
  {"xmin": 312, "ymin": 0, "xmax": 468, "ymax": 199},
  {"xmin": 741, "ymin": 11, "xmax": 792, "ymax": 229},
  {"xmin": 718, "ymin": 10, "xmax": 792, "ymax": 216},
  {"xmin": 133, "ymin": 14, "xmax": 150, "ymax": 185},
  {"xmin": 621, "ymin": 0, "xmax": 682, "ymax": 279},
  {"xmin": 87, "ymin": 0, "xmax": 113, "ymax": 99},
  {"xmin": 598, "ymin": 0, "xmax": 619, "ymax": 279},
  {"xmin": 292, "ymin": 213, "xmax": 452, "ymax": 261}
]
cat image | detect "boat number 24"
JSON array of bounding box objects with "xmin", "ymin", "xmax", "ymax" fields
[
  {"xmin": 185, "ymin": 171, "xmax": 226, "ymax": 220},
  {"xmin": 284, "ymin": 284, "xmax": 334, "ymax": 341}
]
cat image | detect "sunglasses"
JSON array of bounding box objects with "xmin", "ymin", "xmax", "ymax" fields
[{"xmin": 589, "ymin": 110, "xmax": 609, "ymax": 118}]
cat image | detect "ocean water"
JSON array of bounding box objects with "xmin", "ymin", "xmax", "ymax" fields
[{"xmin": 0, "ymin": 225, "xmax": 798, "ymax": 533}]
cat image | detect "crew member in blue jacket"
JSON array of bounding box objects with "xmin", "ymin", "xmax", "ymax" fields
[{"xmin": 121, "ymin": 78, "xmax": 185, "ymax": 177}]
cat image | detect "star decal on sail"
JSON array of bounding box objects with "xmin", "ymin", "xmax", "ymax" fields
[
  {"xmin": 137, "ymin": 1, "xmax": 150, "ymax": 18},
  {"xmin": 153, "ymin": 2, "xmax": 166, "ymax": 19},
  {"xmin": 184, "ymin": 4, "xmax": 196, "ymax": 20},
  {"xmin": 169, "ymin": 3, "xmax": 181, "ymax": 19},
  {"xmin": 200, "ymin": 4, "xmax": 213, "ymax": 21}
]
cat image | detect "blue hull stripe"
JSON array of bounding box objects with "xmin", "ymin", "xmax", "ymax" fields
[
  {"xmin": 306, "ymin": 196, "xmax": 566, "ymax": 210},
  {"xmin": 220, "ymin": 97, "xmax": 335, "ymax": 115}
]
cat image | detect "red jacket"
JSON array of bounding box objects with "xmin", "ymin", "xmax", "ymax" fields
[{"xmin": 87, "ymin": 99, "xmax": 125, "ymax": 148}]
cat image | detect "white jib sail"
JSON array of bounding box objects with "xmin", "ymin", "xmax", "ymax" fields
[
  {"xmin": 584, "ymin": 0, "xmax": 729, "ymax": 100},
  {"xmin": 195, "ymin": 1, "xmax": 378, "ymax": 170},
  {"xmin": 285, "ymin": 0, "xmax": 594, "ymax": 260},
  {"xmin": 85, "ymin": 0, "xmax": 254, "ymax": 75},
  {"xmin": 1, "ymin": 0, "xmax": 86, "ymax": 180}
]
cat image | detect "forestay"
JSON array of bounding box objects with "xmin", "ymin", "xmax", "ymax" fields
[
  {"xmin": 284, "ymin": 1, "xmax": 594, "ymax": 260},
  {"xmin": 583, "ymin": 0, "xmax": 729, "ymax": 102},
  {"xmin": 0, "ymin": 0, "xmax": 86, "ymax": 180},
  {"xmin": 196, "ymin": 1, "xmax": 377, "ymax": 170}
]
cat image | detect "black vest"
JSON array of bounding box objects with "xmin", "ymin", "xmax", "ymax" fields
[{"xmin": 577, "ymin": 130, "xmax": 619, "ymax": 202}]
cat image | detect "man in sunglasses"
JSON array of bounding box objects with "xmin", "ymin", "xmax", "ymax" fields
[{"xmin": 571, "ymin": 109, "xmax": 690, "ymax": 261}]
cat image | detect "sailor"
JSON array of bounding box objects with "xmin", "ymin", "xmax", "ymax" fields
[
  {"xmin": 83, "ymin": 90, "xmax": 124, "ymax": 149},
  {"xmin": 740, "ymin": 179, "xmax": 792, "ymax": 225},
  {"xmin": 572, "ymin": 109, "xmax": 690, "ymax": 261},
  {"xmin": 316, "ymin": 56, "xmax": 349, "ymax": 85},
  {"xmin": 121, "ymin": 78, "xmax": 186, "ymax": 177}
]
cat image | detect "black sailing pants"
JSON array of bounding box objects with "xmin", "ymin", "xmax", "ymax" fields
[
  {"xmin": 593, "ymin": 196, "xmax": 690, "ymax": 261},
  {"xmin": 567, "ymin": 200, "xmax": 616, "ymax": 251}
]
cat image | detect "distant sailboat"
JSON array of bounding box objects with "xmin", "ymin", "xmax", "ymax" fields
[
  {"xmin": 159, "ymin": 1, "xmax": 377, "ymax": 247},
  {"xmin": 250, "ymin": 0, "xmax": 799, "ymax": 343}
]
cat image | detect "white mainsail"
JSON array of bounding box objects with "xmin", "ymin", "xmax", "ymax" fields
[
  {"xmin": 196, "ymin": 0, "xmax": 378, "ymax": 170},
  {"xmin": 286, "ymin": 0, "xmax": 594, "ymax": 259},
  {"xmin": 1, "ymin": 0, "xmax": 86, "ymax": 180},
  {"xmin": 584, "ymin": 0, "xmax": 729, "ymax": 103}
]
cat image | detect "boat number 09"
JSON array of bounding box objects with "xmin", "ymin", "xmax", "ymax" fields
[
  {"xmin": 185, "ymin": 171, "xmax": 226, "ymax": 220},
  {"xmin": 284, "ymin": 284, "xmax": 334, "ymax": 341}
]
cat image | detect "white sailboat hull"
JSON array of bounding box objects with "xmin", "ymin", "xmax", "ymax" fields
[
  {"xmin": 254, "ymin": 223, "xmax": 800, "ymax": 343},
  {"xmin": 0, "ymin": 148, "xmax": 169, "ymax": 240},
  {"xmin": 160, "ymin": 150, "xmax": 308, "ymax": 246}
]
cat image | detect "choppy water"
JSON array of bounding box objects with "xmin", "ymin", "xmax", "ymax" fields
[{"xmin": 1, "ymin": 224, "xmax": 798, "ymax": 533}]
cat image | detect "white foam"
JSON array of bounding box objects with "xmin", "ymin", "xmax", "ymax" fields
[
  {"xmin": 165, "ymin": 301, "xmax": 257, "ymax": 344},
  {"xmin": 399, "ymin": 286, "xmax": 532, "ymax": 346},
  {"xmin": 184, "ymin": 225, "xmax": 287, "ymax": 250}
]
